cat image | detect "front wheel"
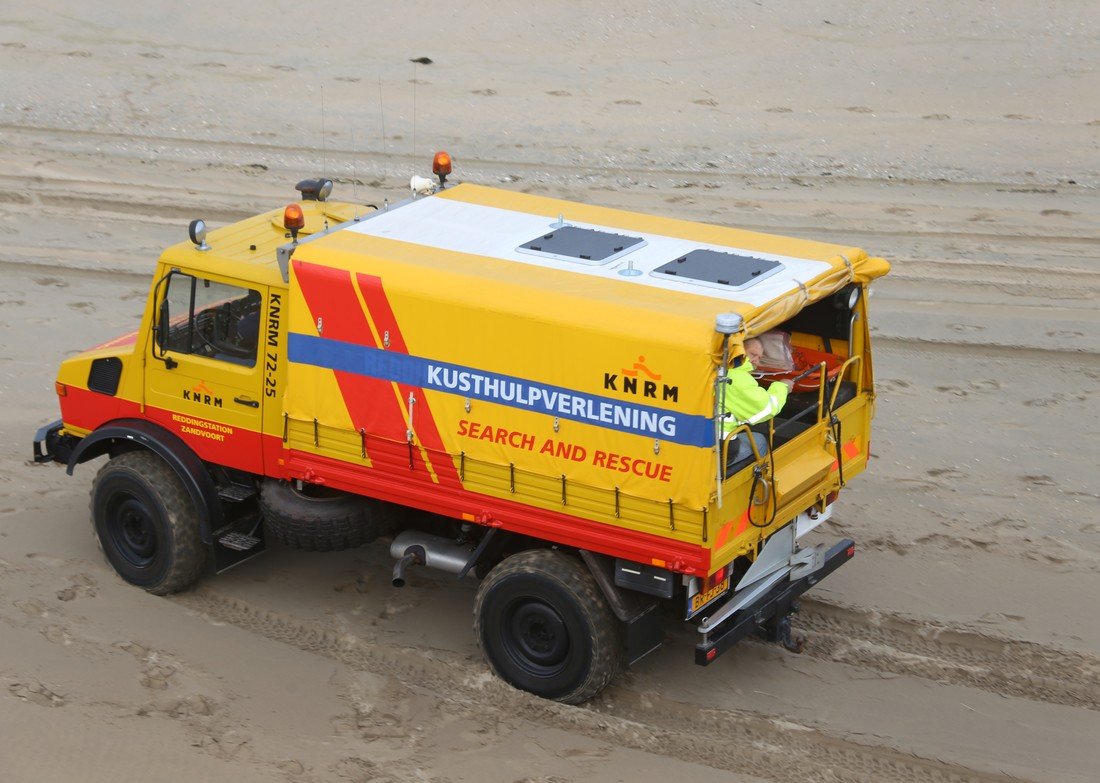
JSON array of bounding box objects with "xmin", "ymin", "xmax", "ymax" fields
[
  {"xmin": 474, "ymin": 549, "xmax": 622, "ymax": 704},
  {"xmin": 90, "ymin": 451, "xmax": 206, "ymax": 595}
]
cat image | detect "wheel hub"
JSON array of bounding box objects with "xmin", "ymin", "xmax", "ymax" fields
[
  {"xmin": 110, "ymin": 496, "xmax": 157, "ymax": 565},
  {"xmin": 508, "ymin": 601, "xmax": 569, "ymax": 671}
]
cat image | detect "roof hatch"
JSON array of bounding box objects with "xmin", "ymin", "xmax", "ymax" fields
[
  {"xmin": 651, "ymin": 249, "xmax": 782, "ymax": 291},
  {"xmin": 517, "ymin": 225, "xmax": 645, "ymax": 266}
]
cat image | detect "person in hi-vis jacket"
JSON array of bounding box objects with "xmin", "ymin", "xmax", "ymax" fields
[{"xmin": 721, "ymin": 337, "xmax": 792, "ymax": 473}]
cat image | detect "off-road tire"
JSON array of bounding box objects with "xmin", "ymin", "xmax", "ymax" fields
[
  {"xmin": 90, "ymin": 450, "xmax": 206, "ymax": 595},
  {"xmin": 474, "ymin": 549, "xmax": 622, "ymax": 704},
  {"xmin": 259, "ymin": 479, "xmax": 400, "ymax": 552}
]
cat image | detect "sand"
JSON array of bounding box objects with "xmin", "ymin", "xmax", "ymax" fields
[{"xmin": 2, "ymin": 2, "xmax": 1099, "ymax": 781}]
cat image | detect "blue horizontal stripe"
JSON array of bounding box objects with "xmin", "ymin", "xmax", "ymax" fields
[{"xmin": 288, "ymin": 333, "xmax": 713, "ymax": 448}]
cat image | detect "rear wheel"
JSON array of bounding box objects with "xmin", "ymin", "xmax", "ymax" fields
[
  {"xmin": 90, "ymin": 451, "xmax": 206, "ymax": 595},
  {"xmin": 474, "ymin": 549, "xmax": 621, "ymax": 704}
]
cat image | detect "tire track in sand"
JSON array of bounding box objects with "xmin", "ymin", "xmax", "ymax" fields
[
  {"xmin": 171, "ymin": 588, "xmax": 1023, "ymax": 783},
  {"xmin": 794, "ymin": 599, "xmax": 1100, "ymax": 711}
]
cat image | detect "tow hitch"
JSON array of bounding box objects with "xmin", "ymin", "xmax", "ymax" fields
[{"xmin": 695, "ymin": 534, "xmax": 854, "ymax": 665}]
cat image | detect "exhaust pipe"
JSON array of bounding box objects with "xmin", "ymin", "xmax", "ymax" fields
[
  {"xmin": 391, "ymin": 546, "xmax": 424, "ymax": 588},
  {"xmin": 389, "ymin": 531, "xmax": 476, "ymax": 587}
]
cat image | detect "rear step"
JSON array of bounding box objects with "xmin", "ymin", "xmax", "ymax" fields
[
  {"xmin": 217, "ymin": 483, "xmax": 256, "ymax": 503},
  {"xmin": 217, "ymin": 531, "xmax": 262, "ymax": 551}
]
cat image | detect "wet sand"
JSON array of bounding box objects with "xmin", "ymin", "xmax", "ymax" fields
[{"xmin": 2, "ymin": 3, "xmax": 1099, "ymax": 781}]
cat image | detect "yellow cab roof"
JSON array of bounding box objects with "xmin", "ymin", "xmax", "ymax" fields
[{"xmin": 157, "ymin": 201, "xmax": 364, "ymax": 288}]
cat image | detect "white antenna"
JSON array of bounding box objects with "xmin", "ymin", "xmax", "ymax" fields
[
  {"xmin": 350, "ymin": 124, "xmax": 359, "ymax": 218},
  {"xmin": 412, "ymin": 60, "xmax": 418, "ymax": 164},
  {"xmin": 320, "ymin": 85, "xmax": 327, "ymax": 179},
  {"xmin": 378, "ymin": 77, "xmax": 387, "ymax": 184}
]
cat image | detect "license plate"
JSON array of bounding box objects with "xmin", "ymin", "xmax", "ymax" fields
[{"xmin": 689, "ymin": 576, "xmax": 730, "ymax": 615}]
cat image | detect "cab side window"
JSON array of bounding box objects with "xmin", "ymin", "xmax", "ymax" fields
[{"xmin": 160, "ymin": 273, "xmax": 261, "ymax": 367}]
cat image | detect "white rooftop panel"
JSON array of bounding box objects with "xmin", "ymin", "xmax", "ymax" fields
[{"xmin": 345, "ymin": 195, "xmax": 831, "ymax": 307}]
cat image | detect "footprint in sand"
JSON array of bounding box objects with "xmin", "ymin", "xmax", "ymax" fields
[
  {"xmin": 897, "ymin": 478, "xmax": 938, "ymax": 493},
  {"xmin": 845, "ymin": 106, "xmax": 873, "ymax": 113},
  {"xmin": 693, "ymin": 98, "xmax": 718, "ymax": 107},
  {"xmin": 160, "ymin": 694, "xmax": 219, "ymax": 719},
  {"xmin": 765, "ymin": 106, "xmax": 792, "ymax": 113},
  {"xmin": 990, "ymin": 517, "xmax": 1027, "ymax": 531},
  {"xmin": 884, "ymin": 206, "xmax": 914, "ymax": 216},
  {"xmin": 546, "ymin": 90, "xmax": 571, "ymax": 97},
  {"xmin": 981, "ymin": 612, "xmax": 1026, "ymax": 624},
  {"xmin": 26, "ymin": 552, "xmax": 74, "ymax": 567},
  {"xmin": 199, "ymin": 730, "xmax": 248, "ymax": 760},
  {"xmin": 934, "ymin": 385, "xmax": 968, "ymax": 397},
  {"xmin": 877, "ymin": 378, "xmax": 912, "ymax": 394},
  {"xmin": 1024, "ymin": 394, "xmax": 1067, "ymax": 408},
  {"xmin": 1040, "ymin": 209, "xmax": 1074, "ymax": 217},
  {"xmin": 967, "ymin": 379, "xmax": 1002, "ymax": 391},
  {"xmin": 922, "ymin": 113, "xmax": 950, "ymax": 120},
  {"xmin": 140, "ymin": 662, "xmax": 179, "ymax": 691},
  {"xmin": 9, "ymin": 681, "xmax": 66, "ymax": 708},
  {"xmin": 33, "ymin": 276, "xmax": 69, "ymax": 288},
  {"xmin": 471, "ymin": 89, "xmax": 497, "ymax": 96},
  {"xmin": 14, "ymin": 598, "xmax": 49, "ymax": 617},
  {"xmin": 915, "ymin": 532, "xmax": 996, "ymax": 552},
  {"xmin": 40, "ymin": 625, "xmax": 72, "ymax": 645},
  {"xmin": 57, "ymin": 573, "xmax": 98, "ymax": 602},
  {"xmin": 115, "ymin": 640, "xmax": 150, "ymax": 659},
  {"xmin": 276, "ymin": 760, "xmax": 306, "ymax": 777},
  {"xmin": 614, "ymin": 99, "xmax": 641, "ymax": 105},
  {"xmin": 926, "ymin": 467, "xmax": 968, "ymax": 483},
  {"xmin": 1046, "ymin": 330, "xmax": 1082, "ymax": 338},
  {"xmin": 334, "ymin": 76, "xmax": 361, "ymax": 83}
]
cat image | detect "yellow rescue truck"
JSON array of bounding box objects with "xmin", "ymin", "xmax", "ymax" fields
[{"xmin": 34, "ymin": 156, "xmax": 889, "ymax": 703}]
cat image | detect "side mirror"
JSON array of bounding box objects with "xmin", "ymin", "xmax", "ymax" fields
[
  {"xmin": 157, "ymin": 298, "xmax": 170, "ymax": 352},
  {"xmin": 151, "ymin": 272, "xmax": 178, "ymax": 369}
]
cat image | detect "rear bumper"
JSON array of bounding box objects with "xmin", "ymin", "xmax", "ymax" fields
[
  {"xmin": 32, "ymin": 419, "xmax": 75, "ymax": 464},
  {"xmin": 694, "ymin": 537, "xmax": 855, "ymax": 665}
]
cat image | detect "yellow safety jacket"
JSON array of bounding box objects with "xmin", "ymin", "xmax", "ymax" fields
[{"xmin": 721, "ymin": 360, "xmax": 789, "ymax": 433}]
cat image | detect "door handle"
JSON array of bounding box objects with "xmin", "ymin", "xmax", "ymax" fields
[{"xmin": 234, "ymin": 396, "xmax": 259, "ymax": 408}]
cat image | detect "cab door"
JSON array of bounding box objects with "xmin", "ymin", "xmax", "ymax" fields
[{"xmin": 145, "ymin": 269, "xmax": 268, "ymax": 474}]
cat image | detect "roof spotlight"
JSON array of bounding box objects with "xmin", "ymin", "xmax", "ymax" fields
[
  {"xmin": 295, "ymin": 178, "xmax": 334, "ymax": 202},
  {"xmin": 188, "ymin": 219, "xmax": 210, "ymax": 251}
]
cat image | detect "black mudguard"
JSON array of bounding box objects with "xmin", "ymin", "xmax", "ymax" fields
[{"xmin": 66, "ymin": 418, "xmax": 224, "ymax": 543}]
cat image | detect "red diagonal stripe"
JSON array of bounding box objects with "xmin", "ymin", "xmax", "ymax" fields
[
  {"xmin": 355, "ymin": 272, "xmax": 462, "ymax": 487},
  {"xmin": 293, "ymin": 261, "xmax": 408, "ymax": 444}
]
